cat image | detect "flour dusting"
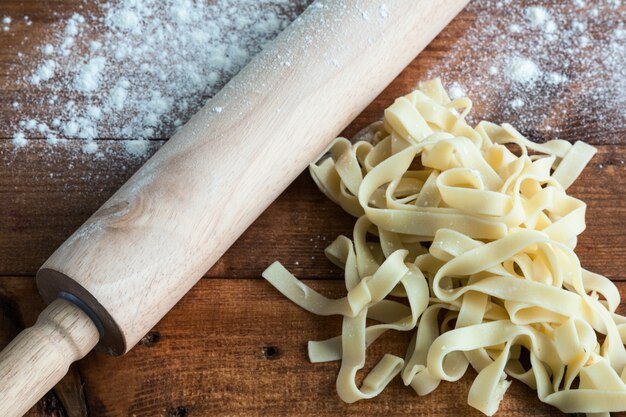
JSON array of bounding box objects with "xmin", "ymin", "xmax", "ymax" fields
[
  {"xmin": 5, "ymin": 0, "xmax": 626, "ymax": 156},
  {"xmin": 505, "ymin": 57, "xmax": 541, "ymax": 84},
  {"xmin": 428, "ymin": 0, "xmax": 626, "ymax": 142},
  {"xmin": 7, "ymin": 0, "xmax": 312, "ymax": 154},
  {"xmin": 2, "ymin": 16, "xmax": 11, "ymax": 32}
]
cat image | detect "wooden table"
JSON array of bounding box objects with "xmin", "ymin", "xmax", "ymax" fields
[{"xmin": 1, "ymin": 1, "xmax": 625, "ymax": 416}]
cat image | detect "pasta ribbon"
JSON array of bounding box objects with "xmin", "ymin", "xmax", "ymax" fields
[{"xmin": 263, "ymin": 78, "xmax": 623, "ymax": 416}]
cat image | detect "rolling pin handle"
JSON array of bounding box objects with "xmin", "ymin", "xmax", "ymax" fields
[{"xmin": 0, "ymin": 299, "xmax": 100, "ymax": 417}]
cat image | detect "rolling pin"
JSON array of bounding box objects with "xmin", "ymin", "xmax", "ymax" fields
[{"xmin": 0, "ymin": 0, "xmax": 469, "ymax": 415}]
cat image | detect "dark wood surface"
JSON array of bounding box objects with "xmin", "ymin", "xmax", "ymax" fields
[{"xmin": 1, "ymin": 1, "xmax": 625, "ymax": 416}]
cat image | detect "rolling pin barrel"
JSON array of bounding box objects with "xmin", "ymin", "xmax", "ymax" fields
[{"xmin": 0, "ymin": 0, "xmax": 469, "ymax": 415}]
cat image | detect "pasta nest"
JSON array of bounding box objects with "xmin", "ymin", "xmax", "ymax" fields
[{"xmin": 263, "ymin": 78, "xmax": 624, "ymax": 416}]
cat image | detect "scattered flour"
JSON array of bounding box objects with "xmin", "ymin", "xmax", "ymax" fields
[
  {"xmin": 24, "ymin": 119, "xmax": 37, "ymax": 131},
  {"xmin": 548, "ymin": 72, "xmax": 568, "ymax": 84},
  {"xmin": 124, "ymin": 139, "xmax": 150, "ymax": 157},
  {"xmin": 42, "ymin": 44, "xmax": 54, "ymax": 55},
  {"xmin": 73, "ymin": 57, "xmax": 107, "ymax": 93},
  {"xmin": 7, "ymin": 0, "xmax": 312, "ymax": 154},
  {"xmin": 431, "ymin": 0, "xmax": 626, "ymax": 140},
  {"xmin": 524, "ymin": 6, "xmax": 550, "ymax": 27},
  {"xmin": 82, "ymin": 141, "xmax": 99, "ymax": 154},
  {"xmin": 505, "ymin": 57, "xmax": 541, "ymax": 84},
  {"xmin": 11, "ymin": 132, "xmax": 27, "ymax": 147},
  {"xmin": 448, "ymin": 82, "xmax": 466, "ymax": 100},
  {"xmin": 2, "ymin": 16, "xmax": 11, "ymax": 32},
  {"xmin": 524, "ymin": 6, "xmax": 558, "ymax": 35},
  {"xmin": 5, "ymin": 0, "xmax": 626, "ymax": 155},
  {"xmin": 509, "ymin": 98, "xmax": 525, "ymax": 109},
  {"xmin": 30, "ymin": 60, "xmax": 57, "ymax": 85}
]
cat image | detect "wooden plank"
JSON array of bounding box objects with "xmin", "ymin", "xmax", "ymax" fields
[
  {"xmin": 1, "ymin": 1, "xmax": 624, "ymax": 145},
  {"xmin": 8, "ymin": 276, "xmax": 626, "ymax": 417},
  {"xmin": 0, "ymin": 0, "xmax": 624, "ymax": 416},
  {"xmin": 0, "ymin": 140, "xmax": 161, "ymax": 276},
  {"xmin": 1, "ymin": 0, "xmax": 625, "ymax": 281},
  {"xmin": 1, "ymin": 140, "xmax": 625, "ymax": 281}
]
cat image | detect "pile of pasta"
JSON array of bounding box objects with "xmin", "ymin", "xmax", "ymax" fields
[{"xmin": 262, "ymin": 78, "xmax": 626, "ymax": 416}]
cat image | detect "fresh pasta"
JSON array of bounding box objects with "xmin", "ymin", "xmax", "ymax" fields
[{"xmin": 262, "ymin": 78, "xmax": 625, "ymax": 416}]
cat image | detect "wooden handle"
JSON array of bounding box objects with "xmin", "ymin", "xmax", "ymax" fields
[
  {"xmin": 0, "ymin": 299, "xmax": 99, "ymax": 417},
  {"xmin": 36, "ymin": 0, "xmax": 470, "ymax": 356}
]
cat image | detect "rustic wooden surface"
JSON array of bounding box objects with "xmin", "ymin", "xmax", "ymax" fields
[{"xmin": 1, "ymin": 1, "xmax": 625, "ymax": 416}]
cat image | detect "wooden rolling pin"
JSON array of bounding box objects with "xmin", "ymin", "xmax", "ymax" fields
[{"xmin": 0, "ymin": 1, "xmax": 469, "ymax": 415}]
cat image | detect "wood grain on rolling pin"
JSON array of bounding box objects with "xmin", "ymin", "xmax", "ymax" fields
[
  {"xmin": 35, "ymin": 0, "xmax": 470, "ymax": 356},
  {"xmin": 0, "ymin": 299, "xmax": 98, "ymax": 417}
]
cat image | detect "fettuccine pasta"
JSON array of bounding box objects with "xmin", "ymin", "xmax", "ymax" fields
[{"xmin": 262, "ymin": 78, "xmax": 625, "ymax": 416}]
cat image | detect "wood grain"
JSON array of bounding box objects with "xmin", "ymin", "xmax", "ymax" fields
[
  {"xmin": 1, "ymin": 0, "xmax": 626, "ymax": 416},
  {"xmin": 6, "ymin": 276, "xmax": 626, "ymax": 417}
]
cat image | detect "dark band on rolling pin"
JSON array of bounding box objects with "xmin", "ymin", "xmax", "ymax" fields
[{"xmin": 59, "ymin": 291, "xmax": 106, "ymax": 338}]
